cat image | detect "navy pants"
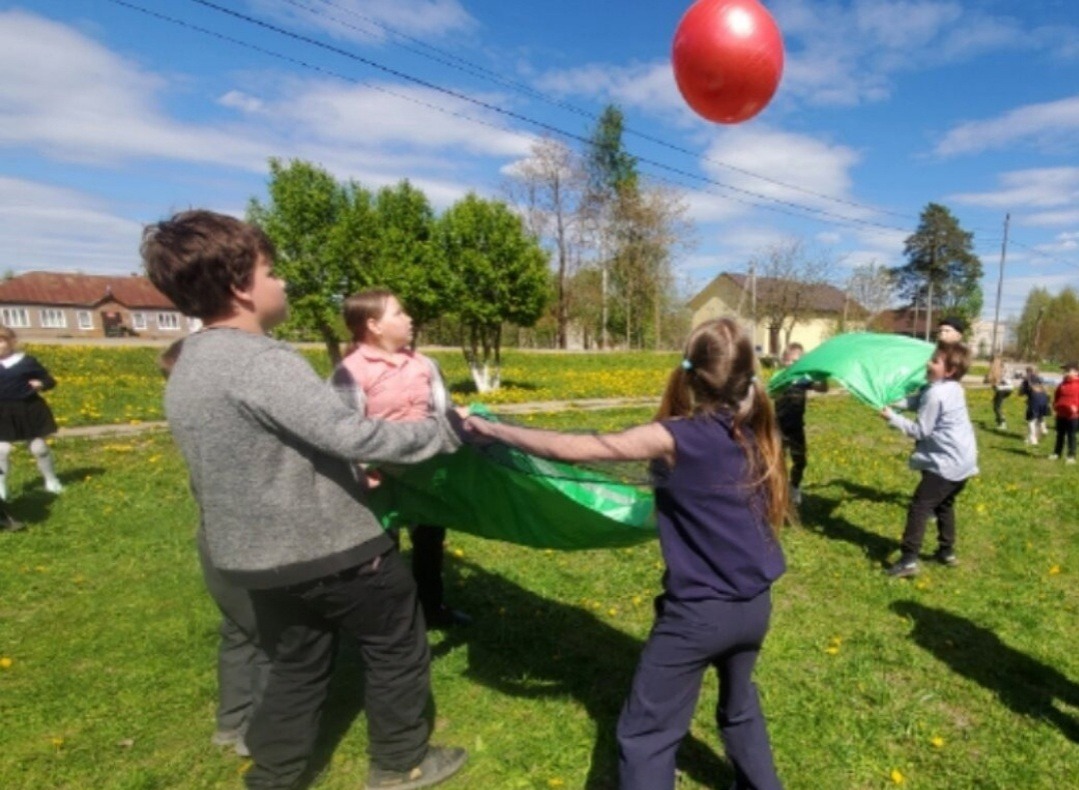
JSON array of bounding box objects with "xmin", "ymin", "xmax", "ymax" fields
[{"xmin": 617, "ymin": 591, "xmax": 781, "ymax": 790}]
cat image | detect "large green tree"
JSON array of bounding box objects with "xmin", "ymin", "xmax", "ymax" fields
[
  {"xmin": 891, "ymin": 203, "xmax": 983, "ymax": 336},
  {"xmin": 1016, "ymin": 286, "xmax": 1079, "ymax": 361},
  {"xmin": 437, "ymin": 193, "xmax": 549, "ymax": 391},
  {"xmin": 248, "ymin": 158, "xmax": 376, "ymax": 364},
  {"xmin": 368, "ymin": 180, "xmax": 453, "ymax": 339}
]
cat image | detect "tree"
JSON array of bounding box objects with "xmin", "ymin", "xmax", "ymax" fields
[
  {"xmin": 248, "ymin": 158, "xmax": 376, "ymax": 364},
  {"xmin": 504, "ymin": 137, "xmax": 588, "ymax": 349},
  {"xmin": 750, "ymin": 239, "xmax": 835, "ymax": 354},
  {"xmin": 368, "ymin": 180, "xmax": 453, "ymax": 340},
  {"xmin": 846, "ymin": 262, "xmax": 895, "ymax": 330},
  {"xmin": 892, "ymin": 203, "xmax": 983, "ymax": 337},
  {"xmin": 437, "ymin": 194, "xmax": 550, "ymax": 391}
]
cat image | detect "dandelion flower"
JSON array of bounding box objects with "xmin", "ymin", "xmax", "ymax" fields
[
  {"xmin": 930, "ymin": 735, "xmax": 944, "ymax": 748},
  {"xmin": 0, "ymin": 656, "xmax": 12, "ymax": 669},
  {"xmin": 1049, "ymin": 565, "xmax": 1061, "ymax": 576},
  {"xmin": 890, "ymin": 768, "xmax": 905, "ymax": 784}
]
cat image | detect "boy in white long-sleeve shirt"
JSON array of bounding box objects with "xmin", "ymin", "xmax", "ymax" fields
[{"xmin": 880, "ymin": 342, "xmax": 978, "ymax": 578}]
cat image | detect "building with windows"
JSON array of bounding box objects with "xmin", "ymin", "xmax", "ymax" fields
[{"xmin": 0, "ymin": 272, "xmax": 197, "ymax": 340}]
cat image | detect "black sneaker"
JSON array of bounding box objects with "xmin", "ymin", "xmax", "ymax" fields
[
  {"xmin": 932, "ymin": 550, "xmax": 958, "ymax": 567},
  {"xmin": 885, "ymin": 558, "xmax": 919, "ymax": 578},
  {"xmin": 366, "ymin": 746, "xmax": 467, "ymax": 790}
]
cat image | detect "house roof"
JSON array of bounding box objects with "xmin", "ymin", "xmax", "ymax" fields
[
  {"xmin": 0, "ymin": 272, "xmax": 175, "ymax": 310},
  {"xmin": 690, "ymin": 272, "xmax": 857, "ymax": 315}
]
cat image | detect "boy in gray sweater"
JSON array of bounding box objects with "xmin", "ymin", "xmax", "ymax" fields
[
  {"xmin": 142, "ymin": 210, "xmax": 467, "ymax": 790},
  {"xmin": 880, "ymin": 341, "xmax": 978, "ymax": 578}
]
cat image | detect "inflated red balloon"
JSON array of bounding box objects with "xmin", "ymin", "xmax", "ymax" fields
[{"xmin": 672, "ymin": 0, "xmax": 784, "ymax": 124}]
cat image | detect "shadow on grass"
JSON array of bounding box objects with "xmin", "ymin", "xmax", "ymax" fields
[
  {"xmin": 800, "ymin": 485, "xmax": 900, "ymax": 565},
  {"xmin": 309, "ymin": 559, "xmax": 735, "ymax": 788},
  {"xmin": 892, "ymin": 601, "xmax": 1079, "ymax": 744},
  {"xmin": 7, "ymin": 465, "xmax": 105, "ymax": 526},
  {"xmin": 447, "ymin": 378, "xmax": 541, "ymax": 397}
]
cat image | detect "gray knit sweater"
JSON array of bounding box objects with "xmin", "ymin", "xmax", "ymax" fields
[{"xmin": 164, "ymin": 328, "xmax": 461, "ymax": 588}]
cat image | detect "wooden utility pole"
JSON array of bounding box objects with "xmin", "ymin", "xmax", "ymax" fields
[{"xmin": 990, "ymin": 213, "xmax": 1010, "ymax": 356}]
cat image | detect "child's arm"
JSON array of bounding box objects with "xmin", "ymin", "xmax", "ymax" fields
[
  {"xmin": 26, "ymin": 357, "xmax": 56, "ymax": 392},
  {"xmin": 240, "ymin": 346, "xmax": 459, "ymax": 464},
  {"xmin": 882, "ymin": 386, "xmax": 943, "ymax": 440},
  {"xmin": 464, "ymin": 416, "xmax": 674, "ymax": 465}
]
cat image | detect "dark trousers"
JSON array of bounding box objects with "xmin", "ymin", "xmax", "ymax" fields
[
  {"xmin": 991, "ymin": 390, "xmax": 1011, "ymax": 426},
  {"xmin": 1053, "ymin": 416, "xmax": 1078, "ymax": 458},
  {"xmin": 244, "ymin": 549, "xmax": 431, "ymax": 790},
  {"xmin": 901, "ymin": 471, "xmax": 967, "ymax": 559},
  {"xmin": 779, "ymin": 423, "xmax": 807, "ymax": 489},
  {"xmin": 198, "ymin": 533, "xmax": 271, "ymax": 735},
  {"xmin": 410, "ymin": 524, "xmax": 446, "ymax": 616},
  {"xmin": 617, "ymin": 592, "xmax": 781, "ymax": 790}
]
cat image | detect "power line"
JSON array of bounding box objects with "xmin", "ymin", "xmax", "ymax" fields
[{"xmin": 290, "ymin": 0, "xmax": 920, "ymax": 223}]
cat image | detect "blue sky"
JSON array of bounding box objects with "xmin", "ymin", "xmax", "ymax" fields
[{"xmin": 2, "ymin": 0, "xmax": 1077, "ymax": 321}]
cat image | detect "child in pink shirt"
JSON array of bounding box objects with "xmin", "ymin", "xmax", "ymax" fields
[{"xmin": 333, "ymin": 289, "xmax": 470, "ymax": 628}]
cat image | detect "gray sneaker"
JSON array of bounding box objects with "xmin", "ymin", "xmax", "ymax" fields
[
  {"xmin": 885, "ymin": 558, "xmax": 919, "ymax": 578},
  {"xmin": 932, "ymin": 550, "xmax": 958, "ymax": 567},
  {"xmin": 366, "ymin": 746, "xmax": 468, "ymax": 790}
]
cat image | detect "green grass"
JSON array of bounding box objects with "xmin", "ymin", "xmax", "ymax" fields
[{"xmin": 0, "ymin": 366, "xmax": 1075, "ymax": 789}]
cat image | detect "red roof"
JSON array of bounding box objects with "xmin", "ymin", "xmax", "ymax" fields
[{"xmin": 0, "ymin": 272, "xmax": 175, "ymax": 310}]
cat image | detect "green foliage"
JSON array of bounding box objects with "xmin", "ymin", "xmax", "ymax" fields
[
  {"xmin": 437, "ymin": 194, "xmax": 550, "ymax": 385},
  {"xmin": 1015, "ymin": 286, "xmax": 1079, "ymax": 362},
  {"xmin": 892, "ymin": 203, "xmax": 984, "ymax": 324},
  {"xmin": 1, "ymin": 384, "xmax": 1075, "ymax": 789}
]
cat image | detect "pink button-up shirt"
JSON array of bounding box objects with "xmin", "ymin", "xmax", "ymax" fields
[{"xmin": 337, "ymin": 344, "xmax": 433, "ymax": 422}]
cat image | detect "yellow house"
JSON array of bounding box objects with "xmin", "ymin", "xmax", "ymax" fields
[{"xmin": 689, "ymin": 272, "xmax": 863, "ymax": 356}]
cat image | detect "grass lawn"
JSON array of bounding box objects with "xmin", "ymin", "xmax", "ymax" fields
[{"xmin": 0, "ymin": 361, "xmax": 1075, "ymax": 789}]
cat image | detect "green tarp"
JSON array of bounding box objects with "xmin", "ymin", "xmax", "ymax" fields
[
  {"xmin": 767, "ymin": 332, "xmax": 935, "ymax": 409},
  {"xmin": 368, "ymin": 417, "xmax": 656, "ymax": 550}
]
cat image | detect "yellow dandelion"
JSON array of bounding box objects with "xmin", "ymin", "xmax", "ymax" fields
[
  {"xmin": 452, "ymin": 548, "xmax": 465, "ymax": 558},
  {"xmin": 632, "ymin": 595, "xmax": 643, "ymax": 606},
  {"xmin": 548, "ymin": 779, "xmax": 565, "ymax": 788},
  {"xmin": 824, "ymin": 646, "xmax": 840, "ymax": 655},
  {"xmin": 1049, "ymin": 565, "xmax": 1061, "ymax": 576},
  {"xmin": 930, "ymin": 735, "xmax": 944, "ymax": 748},
  {"xmin": 0, "ymin": 656, "xmax": 13, "ymax": 669},
  {"xmin": 607, "ymin": 608, "xmax": 618, "ymax": 617},
  {"xmin": 51, "ymin": 737, "xmax": 64, "ymax": 749},
  {"xmin": 890, "ymin": 768, "xmax": 905, "ymax": 784}
]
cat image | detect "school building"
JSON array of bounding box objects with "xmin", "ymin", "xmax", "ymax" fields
[
  {"xmin": 688, "ymin": 272, "xmax": 863, "ymax": 356},
  {"xmin": 0, "ymin": 272, "xmax": 197, "ymax": 341}
]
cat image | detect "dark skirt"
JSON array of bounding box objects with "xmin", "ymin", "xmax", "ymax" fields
[{"xmin": 0, "ymin": 396, "xmax": 58, "ymax": 441}]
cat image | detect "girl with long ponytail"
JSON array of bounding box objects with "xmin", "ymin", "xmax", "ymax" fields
[{"xmin": 464, "ymin": 318, "xmax": 788, "ymax": 790}]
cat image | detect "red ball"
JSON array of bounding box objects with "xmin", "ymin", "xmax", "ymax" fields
[{"xmin": 672, "ymin": 0, "xmax": 785, "ymax": 124}]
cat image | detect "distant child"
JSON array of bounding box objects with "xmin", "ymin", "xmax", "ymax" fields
[
  {"xmin": 464, "ymin": 318, "xmax": 788, "ymax": 790},
  {"xmin": 0, "ymin": 326, "xmax": 63, "ymax": 499},
  {"xmin": 1048, "ymin": 361, "xmax": 1079, "ymax": 463},
  {"xmin": 158, "ymin": 339, "xmax": 268, "ymax": 759},
  {"xmin": 772, "ymin": 342, "xmax": 827, "ymax": 506},
  {"xmin": 1019, "ymin": 367, "xmax": 1050, "ymax": 445},
  {"xmin": 984, "ymin": 354, "xmax": 1013, "ymax": 430},
  {"xmin": 332, "ymin": 289, "xmax": 470, "ymax": 629},
  {"xmin": 142, "ymin": 210, "xmax": 467, "ymax": 790},
  {"xmin": 881, "ymin": 342, "xmax": 978, "ymax": 577}
]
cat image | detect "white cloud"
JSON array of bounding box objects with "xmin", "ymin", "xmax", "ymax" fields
[
  {"xmin": 950, "ymin": 168, "xmax": 1079, "ymax": 211},
  {"xmin": 533, "ymin": 61, "xmax": 687, "ymax": 119},
  {"xmin": 934, "ymin": 95, "xmax": 1079, "ymax": 157},
  {"xmin": 0, "ymin": 178, "xmax": 146, "ymax": 273},
  {"xmin": 0, "ymin": 10, "xmax": 273, "ymax": 169}
]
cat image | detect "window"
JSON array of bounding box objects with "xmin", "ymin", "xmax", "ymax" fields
[
  {"xmin": 0, "ymin": 307, "xmax": 30, "ymax": 328},
  {"xmin": 131, "ymin": 312, "xmax": 147, "ymax": 331},
  {"xmin": 157, "ymin": 312, "xmax": 181, "ymax": 331},
  {"xmin": 77, "ymin": 311, "xmax": 93, "ymax": 330},
  {"xmin": 40, "ymin": 308, "xmax": 67, "ymax": 329}
]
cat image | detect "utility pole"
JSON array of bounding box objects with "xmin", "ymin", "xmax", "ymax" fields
[
  {"xmin": 749, "ymin": 260, "xmax": 758, "ymax": 351},
  {"xmin": 991, "ymin": 213, "xmax": 1010, "ymax": 356}
]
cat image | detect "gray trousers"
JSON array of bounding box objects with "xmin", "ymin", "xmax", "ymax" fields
[{"xmin": 197, "ymin": 530, "xmax": 271, "ymax": 734}]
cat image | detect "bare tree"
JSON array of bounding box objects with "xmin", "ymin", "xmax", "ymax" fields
[
  {"xmin": 846, "ymin": 261, "xmax": 895, "ymax": 329},
  {"xmin": 504, "ymin": 138, "xmax": 588, "ymax": 349},
  {"xmin": 750, "ymin": 239, "xmax": 836, "ymax": 354}
]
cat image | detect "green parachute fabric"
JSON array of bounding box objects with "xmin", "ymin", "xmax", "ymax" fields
[
  {"xmin": 367, "ymin": 410, "xmax": 656, "ymax": 550},
  {"xmin": 767, "ymin": 333, "xmax": 935, "ymax": 409}
]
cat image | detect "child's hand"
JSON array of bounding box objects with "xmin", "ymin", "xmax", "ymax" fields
[
  {"xmin": 364, "ymin": 469, "xmax": 383, "ymax": 489},
  {"xmin": 28, "ymin": 379, "xmax": 43, "ymax": 391},
  {"xmin": 461, "ymin": 415, "xmax": 499, "ymax": 445},
  {"xmin": 880, "ymin": 407, "xmax": 894, "ymax": 421}
]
